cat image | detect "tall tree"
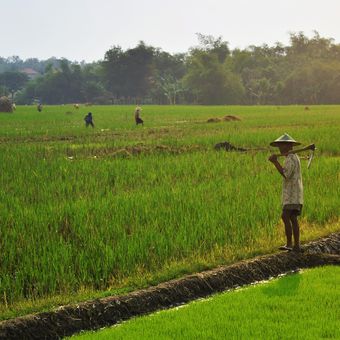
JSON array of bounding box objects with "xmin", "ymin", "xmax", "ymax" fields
[
  {"xmin": 184, "ymin": 35, "xmax": 244, "ymax": 104},
  {"xmin": 102, "ymin": 42, "xmax": 155, "ymax": 100},
  {"xmin": 0, "ymin": 71, "xmax": 29, "ymax": 101}
]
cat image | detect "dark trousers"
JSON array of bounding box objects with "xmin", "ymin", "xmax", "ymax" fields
[{"xmin": 135, "ymin": 117, "xmax": 144, "ymax": 125}]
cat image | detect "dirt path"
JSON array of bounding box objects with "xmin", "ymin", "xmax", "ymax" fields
[{"xmin": 1, "ymin": 233, "xmax": 340, "ymax": 340}]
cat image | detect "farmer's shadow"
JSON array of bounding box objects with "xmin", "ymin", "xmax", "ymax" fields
[{"xmin": 261, "ymin": 271, "xmax": 301, "ymax": 297}]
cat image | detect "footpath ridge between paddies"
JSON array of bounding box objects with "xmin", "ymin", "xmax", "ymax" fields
[{"xmin": 1, "ymin": 232, "xmax": 340, "ymax": 340}]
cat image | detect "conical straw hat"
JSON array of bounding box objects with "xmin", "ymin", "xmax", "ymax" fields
[{"xmin": 270, "ymin": 133, "xmax": 301, "ymax": 147}]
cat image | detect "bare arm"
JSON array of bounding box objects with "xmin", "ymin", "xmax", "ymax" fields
[{"xmin": 268, "ymin": 154, "xmax": 286, "ymax": 178}]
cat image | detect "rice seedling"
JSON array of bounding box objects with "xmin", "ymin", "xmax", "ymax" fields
[
  {"xmin": 0, "ymin": 105, "xmax": 339, "ymax": 319},
  {"xmin": 71, "ymin": 266, "xmax": 340, "ymax": 339}
]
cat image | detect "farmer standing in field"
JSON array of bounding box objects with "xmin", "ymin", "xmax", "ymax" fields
[
  {"xmin": 134, "ymin": 106, "xmax": 144, "ymax": 125},
  {"xmin": 268, "ymin": 133, "xmax": 304, "ymax": 253},
  {"xmin": 84, "ymin": 112, "xmax": 94, "ymax": 128}
]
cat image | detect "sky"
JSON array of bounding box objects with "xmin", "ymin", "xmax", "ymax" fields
[{"xmin": 1, "ymin": 0, "xmax": 340, "ymax": 62}]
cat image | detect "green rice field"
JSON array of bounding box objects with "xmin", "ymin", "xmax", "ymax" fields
[
  {"xmin": 72, "ymin": 266, "xmax": 340, "ymax": 339},
  {"xmin": 0, "ymin": 105, "xmax": 339, "ymax": 319}
]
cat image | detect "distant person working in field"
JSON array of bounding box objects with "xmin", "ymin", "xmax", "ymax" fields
[
  {"xmin": 134, "ymin": 106, "xmax": 144, "ymax": 125},
  {"xmin": 268, "ymin": 133, "xmax": 304, "ymax": 253},
  {"xmin": 84, "ymin": 112, "xmax": 94, "ymax": 128}
]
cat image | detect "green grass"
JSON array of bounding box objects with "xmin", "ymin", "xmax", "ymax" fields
[
  {"xmin": 0, "ymin": 105, "xmax": 339, "ymax": 320},
  {"xmin": 72, "ymin": 266, "xmax": 340, "ymax": 340}
]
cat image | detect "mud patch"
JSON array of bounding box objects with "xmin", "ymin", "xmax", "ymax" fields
[
  {"xmin": 214, "ymin": 141, "xmax": 247, "ymax": 152},
  {"xmin": 223, "ymin": 115, "xmax": 241, "ymax": 121},
  {"xmin": 207, "ymin": 117, "xmax": 222, "ymax": 123},
  {"xmin": 207, "ymin": 115, "xmax": 241, "ymax": 123},
  {"xmin": 1, "ymin": 233, "xmax": 340, "ymax": 339}
]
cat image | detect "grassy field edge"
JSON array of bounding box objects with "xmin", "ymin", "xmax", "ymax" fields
[{"xmin": 1, "ymin": 220, "xmax": 339, "ymax": 321}]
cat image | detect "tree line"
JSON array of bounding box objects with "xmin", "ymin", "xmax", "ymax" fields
[{"xmin": 1, "ymin": 32, "xmax": 340, "ymax": 105}]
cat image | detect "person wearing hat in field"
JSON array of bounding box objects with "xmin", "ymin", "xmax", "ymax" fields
[
  {"xmin": 268, "ymin": 133, "xmax": 304, "ymax": 253},
  {"xmin": 134, "ymin": 106, "xmax": 144, "ymax": 126}
]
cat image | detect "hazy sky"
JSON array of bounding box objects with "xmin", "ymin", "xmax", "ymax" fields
[{"xmin": 1, "ymin": 0, "xmax": 340, "ymax": 62}]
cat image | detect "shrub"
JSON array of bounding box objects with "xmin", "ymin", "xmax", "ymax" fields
[{"xmin": 0, "ymin": 96, "xmax": 13, "ymax": 113}]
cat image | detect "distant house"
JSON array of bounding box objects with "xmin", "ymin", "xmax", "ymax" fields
[{"xmin": 21, "ymin": 68, "xmax": 41, "ymax": 80}]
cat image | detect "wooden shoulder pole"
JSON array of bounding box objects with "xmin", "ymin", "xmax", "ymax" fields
[{"xmin": 276, "ymin": 144, "xmax": 316, "ymax": 157}]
